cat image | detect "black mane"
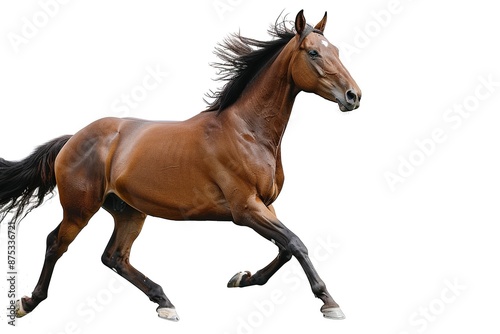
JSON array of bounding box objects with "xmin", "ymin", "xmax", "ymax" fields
[{"xmin": 205, "ymin": 17, "xmax": 297, "ymax": 112}]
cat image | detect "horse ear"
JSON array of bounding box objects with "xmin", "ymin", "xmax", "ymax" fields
[
  {"xmin": 314, "ymin": 11, "xmax": 327, "ymax": 33},
  {"xmin": 295, "ymin": 10, "xmax": 306, "ymax": 35}
]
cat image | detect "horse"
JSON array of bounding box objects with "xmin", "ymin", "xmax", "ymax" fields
[{"xmin": 0, "ymin": 10, "xmax": 361, "ymax": 321}]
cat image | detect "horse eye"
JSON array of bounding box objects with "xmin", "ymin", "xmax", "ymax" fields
[{"xmin": 308, "ymin": 50, "xmax": 319, "ymax": 59}]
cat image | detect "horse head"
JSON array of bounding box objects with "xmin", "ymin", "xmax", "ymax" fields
[{"xmin": 291, "ymin": 10, "xmax": 362, "ymax": 111}]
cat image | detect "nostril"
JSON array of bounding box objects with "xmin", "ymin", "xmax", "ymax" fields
[{"xmin": 345, "ymin": 89, "xmax": 358, "ymax": 105}]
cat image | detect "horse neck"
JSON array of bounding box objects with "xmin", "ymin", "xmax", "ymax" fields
[{"xmin": 228, "ymin": 43, "xmax": 299, "ymax": 152}]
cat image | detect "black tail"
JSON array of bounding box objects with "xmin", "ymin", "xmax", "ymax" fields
[{"xmin": 0, "ymin": 135, "xmax": 72, "ymax": 224}]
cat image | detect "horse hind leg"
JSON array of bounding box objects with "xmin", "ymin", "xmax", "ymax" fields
[
  {"xmin": 16, "ymin": 132, "xmax": 112, "ymax": 317},
  {"xmin": 101, "ymin": 194, "xmax": 179, "ymax": 321},
  {"xmin": 17, "ymin": 161, "xmax": 107, "ymax": 316},
  {"xmin": 17, "ymin": 209, "xmax": 95, "ymax": 317}
]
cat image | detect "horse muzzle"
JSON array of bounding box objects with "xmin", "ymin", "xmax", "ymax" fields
[{"xmin": 337, "ymin": 88, "xmax": 361, "ymax": 112}]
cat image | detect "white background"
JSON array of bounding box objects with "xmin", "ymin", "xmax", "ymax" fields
[{"xmin": 1, "ymin": 1, "xmax": 499, "ymax": 333}]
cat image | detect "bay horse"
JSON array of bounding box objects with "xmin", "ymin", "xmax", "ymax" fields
[{"xmin": 0, "ymin": 10, "xmax": 361, "ymax": 321}]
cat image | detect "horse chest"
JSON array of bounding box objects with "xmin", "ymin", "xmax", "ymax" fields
[{"xmin": 254, "ymin": 160, "xmax": 283, "ymax": 206}]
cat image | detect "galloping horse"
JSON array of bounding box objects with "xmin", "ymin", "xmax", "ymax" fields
[{"xmin": 0, "ymin": 10, "xmax": 361, "ymax": 321}]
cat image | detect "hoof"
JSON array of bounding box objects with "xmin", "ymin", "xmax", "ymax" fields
[
  {"xmin": 157, "ymin": 307, "xmax": 180, "ymax": 322},
  {"xmin": 15, "ymin": 297, "xmax": 29, "ymax": 318},
  {"xmin": 227, "ymin": 271, "xmax": 251, "ymax": 288},
  {"xmin": 322, "ymin": 307, "xmax": 345, "ymax": 320}
]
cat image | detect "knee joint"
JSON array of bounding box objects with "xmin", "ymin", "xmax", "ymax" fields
[
  {"xmin": 101, "ymin": 253, "xmax": 114, "ymax": 268},
  {"xmin": 101, "ymin": 252, "xmax": 126, "ymax": 272},
  {"xmin": 45, "ymin": 226, "xmax": 61, "ymax": 255},
  {"xmin": 288, "ymin": 237, "xmax": 308, "ymax": 258},
  {"xmin": 280, "ymin": 249, "xmax": 293, "ymax": 261}
]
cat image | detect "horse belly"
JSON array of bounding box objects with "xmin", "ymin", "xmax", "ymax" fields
[
  {"xmin": 118, "ymin": 175, "xmax": 232, "ymax": 221},
  {"xmin": 110, "ymin": 123, "xmax": 232, "ymax": 221}
]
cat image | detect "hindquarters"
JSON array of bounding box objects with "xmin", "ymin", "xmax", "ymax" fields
[{"xmin": 54, "ymin": 117, "xmax": 123, "ymax": 217}]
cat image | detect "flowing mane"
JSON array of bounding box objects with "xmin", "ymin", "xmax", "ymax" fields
[{"xmin": 205, "ymin": 18, "xmax": 297, "ymax": 112}]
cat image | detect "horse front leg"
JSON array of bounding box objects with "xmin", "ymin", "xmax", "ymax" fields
[
  {"xmin": 227, "ymin": 205, "xmax": 292, "ymax": 287},
  {"xmin": 230, "ymin": 199, "xmax": 344, "ymax": 320},
  {"xmin": 227, "ymin": 248, "xmax": 292, "ymax": 287}
]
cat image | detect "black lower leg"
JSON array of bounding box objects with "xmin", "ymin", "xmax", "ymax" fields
[
  {"xmin": 22, "ymin": 224, "xmax": 62, "ymax": 312},
  {"xmin": 113, "ymin": 260, "xmax": 175, "ymax": 309},
  {"xmin": 101, "ymin": 199, "xmax": 175, "ymax": 311},
  {"xmin": 237, "ymin": 249, "xmax": 292, "ymax": 287},
  {"xmin": 288, "ymin": 236, "xmax": 338, "ymax": 309}
]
